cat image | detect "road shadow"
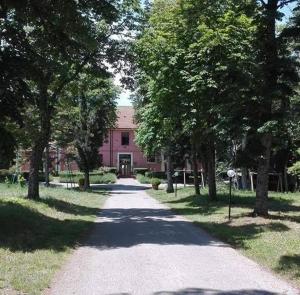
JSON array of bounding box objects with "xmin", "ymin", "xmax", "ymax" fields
[
  {"xmin": 92, "ymin": 183, "xmax": 150, "ymax": 192},
  {"xmin": 152, "ymin": 288, "xmax": 278, "ymax": 294},
  {"xmin": 83, "ymin": 206, "xmax": 290, "ymax": 250}
]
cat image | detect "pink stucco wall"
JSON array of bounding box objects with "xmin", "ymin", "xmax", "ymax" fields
[
  {"xmin": 100, "ymin": 129, "xmax": 161, "ymax": 172},
  {"xmin": 21, "ymin": 129, "xmax": 162, "ymax": 173}
]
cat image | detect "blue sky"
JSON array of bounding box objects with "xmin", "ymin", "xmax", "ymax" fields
[{"xmin": 117, "ymin": 1, "xmax": 297, "ymax": 106}]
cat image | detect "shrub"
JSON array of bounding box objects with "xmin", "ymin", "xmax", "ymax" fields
[
  {"xmin": 146, "ymin": 171, "xmax": 166, "ymax": 179},
  {"xmin": 0, "ymin": 169, "xmax": 11, "ymax": 182},
  {"xmin": 90, "ymin": 173, "xmax": 116, "ymax": 184},
  {"xmin": 151, "ymin": 178, "xmax": 161, "ymax": 186},
  {"xmin": 101, "ymin": 167, "xmax": 117, "ymax": 174},
  {"xmin": 18, "ymin": 175, "xmax": 26, "ymax": 187},
  {"xmin": 78, "ymin": 178, "xmax": 85, "ymax": 189},
  {"xmin": 136, "ymin": 174, "xmax": 151, "ymax": 184},
  {"xmin": 133, "ymin": 168, "xmax": 149, "ymax": 175}
]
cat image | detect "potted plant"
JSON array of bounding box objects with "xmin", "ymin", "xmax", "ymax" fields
[
  {"xmin": 151, "ymin": 178, "xmax": 161, "ymax": 190},
  {"xmin": 78, "ymin": 178, "xmax": 85, "ymax": 190}
]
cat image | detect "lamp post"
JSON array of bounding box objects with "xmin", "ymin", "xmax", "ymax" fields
[
  {"xmin": 173, "ymin": 171, "xmax": 179, "ymax": 197},
  {"xmin": 227, "ymin": 169, "xmax": 236, "ymax": 220}
]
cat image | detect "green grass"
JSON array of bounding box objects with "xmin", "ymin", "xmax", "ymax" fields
[
  {"xmin": 0, "ymin": 184, "xmax": 108, "ymax": 294},
  {"xmin": 148, "ymin": 186, "xmax": 300, "ymax": 288}
]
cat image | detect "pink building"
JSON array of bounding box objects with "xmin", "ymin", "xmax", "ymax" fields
[
  {"xmin": 21, "ymin": 106, "xmax": 163, "ymax": 176},
  {"xmin": 100, "ymin": 106, "xmax": 162, "ymax": 176}
]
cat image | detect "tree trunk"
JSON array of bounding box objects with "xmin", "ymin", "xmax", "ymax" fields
[
  {"xmin": 241, "ymin": 136, "xmax": 248, "ymax": 190},
  {"xmin": 241, "ymin": 168, "xmax": 248, "ymax": 190},
  {"xmin": 44, "ymin": 143, "xmax": 50, "ymax": 187},
  {"xmin": 27, "ymin": 87, "xmax": 51, "ymax": 199},
  {"xmin": 207, "ymin": 137, "xmax": 216, "ymax": 200},
  {"xmin": 191, "ymin": 139, "xmax": 200, "ymax": 195},
  {"xmin": 84, "ymin": 169, "xmax": 90, "ymax": 191},
  {"xmin": 166, "ymin": 152, "xmax": 174, "ymax": 193},
  {"xmin": 284, "ymin": 163, "xmax": 289, "ymax": 193},
  {"xmin": 28, "ymin": 143, "xmax": 45, "ymax": 199},
  {"xmin": 254, "ymin": 133, "xmax": 272, "ymax": 216},
  {"xmin": 253, "ymin": 0, "xmax": 278, "ymax": 216}
]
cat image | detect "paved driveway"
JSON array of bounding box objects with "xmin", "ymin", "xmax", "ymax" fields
[{"xmin": 48, "ymin": 178, "xmax": 298, "ymax": 295}]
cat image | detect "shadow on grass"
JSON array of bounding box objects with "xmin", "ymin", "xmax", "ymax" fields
[
  {"xmin": 166, "ymin": 192, "xmax": 300, "ymax": 215},
  {"xmin": 37, "ymin": 198, "xmax": 101, "ymax": 216},
  {"xmin": 0, "ymin": 201, "xmax": 93, "ymax": 252},
  {"xmin": 276, "ymin": 254, "xmax": 300, "ymax": 279},
  {"xmin": 190, "ymin": 220, "xmax": 290, "ymax": 250}
]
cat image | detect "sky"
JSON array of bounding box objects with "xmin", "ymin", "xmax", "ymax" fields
[{"xmin": 116, "ymin": 1, "xmax": 297, "ymax": 106}]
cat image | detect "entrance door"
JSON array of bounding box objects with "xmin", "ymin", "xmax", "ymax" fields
[{"xmin": 119, "ymin": 154, "xmax": 132, "ymax": 177}]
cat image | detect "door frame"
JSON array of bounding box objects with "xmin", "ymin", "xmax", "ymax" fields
[{"xmin": 117, "ymin": 152, "xmax": 133, "ymax": 173}]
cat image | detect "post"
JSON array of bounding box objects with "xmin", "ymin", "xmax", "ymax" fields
[
  {"xmin": 184, "ymin": 169, "xmax": 186, "ymax": 188},
  {"xmin": 174, "ymin": 171, "xmax": 179, "ymax": 197},
  {"xmin": 229, "ymin": 177, "xmax": 232, "ymax": 220},
  {"xmin": 227, "ymin": 170, "xmax": 236, "ymax": 220},
  {"xmin": 201, "ymin": 170, "xmax": 204, "ymax": 188},
  {"xmin": 250, "ymin": 172, "xmax": 254, "ymax": 192}
]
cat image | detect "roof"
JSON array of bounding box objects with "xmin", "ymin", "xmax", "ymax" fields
[{"xmin": 116, "ymin": 106, "xmax": 136, "ymax": 129}]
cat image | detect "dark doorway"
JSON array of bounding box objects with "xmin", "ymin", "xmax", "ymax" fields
[{"xmin": 119, "ymin": 154, "xmax": 132, "ymax": 177}]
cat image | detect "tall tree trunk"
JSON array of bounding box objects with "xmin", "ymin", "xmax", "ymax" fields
[
  {"xmin": 44, "ymin": 143, "xmax": 50, "ymax": 187},
  {"xmin": 207, "ymin": 137, "xmax": 216, "ymax": 200},
  {"xmin": 84, "ymin": 169, "xmax": 90, "ymax": 190},
  {"xmin": 241, "ymin": 136, "xmax": 248, "ymax": 190},
  {"xmin": 166, "ymin": 151, "xmax": 174, "ymax": 193},
  {"xmin": 254, "ymin": 0, "xmax": 278, "ymax": 216},
  {"xmin": 254, "ymin": 134, "xmax": 272, "ymax": 216},
  {"xmin": 284, "ymin": 163, "xmax": 289, "ymax": 193},
  {"xmin": 27, "ymin": 88, "xmax": 51, "ymax": 199},
  {"xmin": 191, "ymin": 138, "xmax": 200, "ymax": 195},
  {"xmin": 28, "ymin": 143, "xmax": 45, "ymax": 199},
  {"xmin": 241, "ymin": 168, "xmax": 248, "ymax": 190}
]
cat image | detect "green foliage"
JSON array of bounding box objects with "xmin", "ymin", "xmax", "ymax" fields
[
  {"xmin": 59, "ymin": 172, "xmax": 116, "ymax": 184},
  {"xmin": 54, "ymin": 75, "xmax": 118, "ymax": 183},
  {"xmin": 101, "ymin": 167, "xmax": 118, "ymax": 174},
  {"xmin": 288, "ymin": 149, "xmax": 300, "ymax": 176},
  {"xmin": 146, "ymin": 171, "xmax": 166, "ymax": 179},
  {"xmin": 136, "ymin": 174, "xmax": 152, "ymax": 184},
  {"xmin": 151, "ymin": 178, "xmax": 161, "ymax": 186},
  {"xmin": 133, "ymin": 168, "xmax": 149, "ymax": 175},
  {"xmin": 17, "ymin": 175, "xmax": 26, "ymax": 188}
]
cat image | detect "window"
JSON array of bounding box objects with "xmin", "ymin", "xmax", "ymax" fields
[
  {"xmin": 99, "ymin": 154, "xmax": 103, "ymax": 165},
  {"xmin": 121, "ymin": 132, "xmax": 129, "ymax": 145},
  {"xmin": 147, "ymin": 155, "xmax": 156, "ymax": 163}
]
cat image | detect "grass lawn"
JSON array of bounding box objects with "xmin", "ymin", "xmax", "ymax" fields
[
  {"xmin": 148, "ymin": 186, "xmax": 300, "ymax": 288},
  {"xmin": 0, "ymin": 184, "xmax": 108, "ymax": 295}
]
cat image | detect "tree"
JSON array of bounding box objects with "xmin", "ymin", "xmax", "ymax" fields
[
  {"xmin": 250, "ymin": 0, "xmax": 298, "ymax": 216},
  {"xmin": 54, "ymin": 74, "xmax": 118, "ymax": 190},
  {"xmin": 0, "ymin": 0, "xmax": 139, "ymax": 199},
  {"xmin": 134, "ymin": 0, "xmax": 259, "ymax": 199}
]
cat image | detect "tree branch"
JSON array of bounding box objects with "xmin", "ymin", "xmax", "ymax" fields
[{"xmin": 277, "ymin": 0, "xmax": 297, "ymax": 9}]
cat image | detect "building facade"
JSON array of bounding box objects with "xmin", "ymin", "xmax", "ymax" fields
[
  {"xmin": 100, "ymin": 106, "xmax": 162, "ymax": 176},
  {"xmin": 21, "ymin": 106, "xmax": 163, "ymax": 175}
]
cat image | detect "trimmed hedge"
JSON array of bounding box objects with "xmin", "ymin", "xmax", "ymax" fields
[
  {"xmin": 133, "ymin": 168, "xmax": 149, "ymax": 175},
  {"xmin": 136, "ymin": 174, "xmax": 152, "ymax": 184},
  {"xmin": 101, "ymin": 167, "xmax": 117, "ymax": 174},
  {"xmin": 59, "ymin": 172, "xmax": 116, "ymax": 184},
  {"xmin": 0, "ymin": 170, "xmax": 52, "ymax": 183},
  {"xmin": 145, "ymin": 171, "xmax": 166, "ymax": 179}
]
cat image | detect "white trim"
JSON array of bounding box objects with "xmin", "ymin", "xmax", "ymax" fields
[{"xmin": 117, "ymin": 152, "xmax": 133, "ymax": 172}]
